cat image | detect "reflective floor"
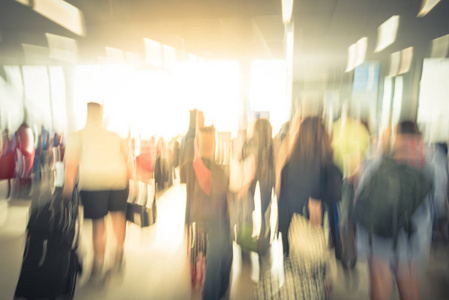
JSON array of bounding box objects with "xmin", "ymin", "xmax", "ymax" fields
[{"xmin": 1, "ymin": 176, "xmax": 449, "ymax": 300}]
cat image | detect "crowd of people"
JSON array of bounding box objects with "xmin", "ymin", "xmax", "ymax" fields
[
  {"xmin": 7, "ymin": 99, "xmax": 447, "ymax": 300},
  {"xmin": 178, "ymin": 104, "xmax": 448, "ymax": 300}
]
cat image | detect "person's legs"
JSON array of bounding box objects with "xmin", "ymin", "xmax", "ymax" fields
[
  {"xmin": 395, "ymin": 262, "xmax": 420, "ymax": 300},
  {"xmin": 109, "ymin": 188, "xmax": 129, "ymax": 266},
  {"xmin": 80, "ymin": 191, "xmax": 109, "ymax": 276},
  {"xmin": 92, "ymin": 218, "xmax": 107, "ymax": 274},
  {"xmin": 203, "ymin": 227, "xmax": 232, "ymax": 300},
  {"xmin": 368, "ymin": 256, "xmax": 393, "ymax": 300},
  {"xmin": 110, "ymin": 211, "xmax": 126, "ymax": 264},
  {"xmin": 220, "ymin": 240, "xmax": 233, "ymax": 298},
  {"xmin": 203, "ymin": 235, "xmax": 222, "ymax": 300}
]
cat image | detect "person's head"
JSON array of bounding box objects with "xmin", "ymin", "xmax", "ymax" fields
[
  {"xmin": 86, "ymin": 102, "xmax": 103, "ymax": 126},
  {"xmin": 198, "ymin": 126, "xmax": 216, "ymax": 160},
  {"xmin": 395, "ymin": 120, "xmax": 421, "ymax": 137},
  {"xmin": 252, "ymin": 118, "xmax": 273, "ymax": 149},
  {"xmin": 290, "ymin": 116, "xmax": 333, "ymax": 163},
  {"xmin": 392, "ymin": 120, "xmax": 422, "ymax": 151}
]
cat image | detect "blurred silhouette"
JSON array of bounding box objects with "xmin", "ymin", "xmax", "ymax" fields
[
  {"xmin": 182, "ymin": 126, "xmax": 233, "ymax": 300},
  {"xmin": 240, "ymin": 118, "xmax": 275, "ymax": 217},
  {"xmin": 14, "ymin": 122, "xmax": 35, "ymax": 196},
  {"xmin": 278, "ymin": 117, "xmax": 342, "ymax": 256},
  {"xmin": 355, "ymin": 120, "xmax": 446, "ymax": 300},
  {"xmin": 64, "ymin": 102, "xmax": 131, "ymax": 282},
  {"xmin": 179, "ymin": 109, "xmax": 205, "ymax": 183},
  {"xmin": 0, "ymin": 128, "xmax": 16, "ymax": 198}
]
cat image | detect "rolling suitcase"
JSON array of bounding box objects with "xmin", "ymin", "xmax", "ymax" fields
[{"xmin": 14, "ymin": 187, "xmax": 82, "ymax": 300}]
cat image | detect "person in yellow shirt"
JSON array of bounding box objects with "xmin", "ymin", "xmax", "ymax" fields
[{"xmin": 332, "ymin": 116, "xmax": 370, "ymax": 178}]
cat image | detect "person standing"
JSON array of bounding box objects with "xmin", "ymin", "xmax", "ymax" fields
[
  {"xmin": 355, "ymin": 121, "xmax": 446, "ymax": 300},
  {"xmin": 63, "ymin": 102, "xmax": 132, "ymax": 281},
  {"xmin": 180, "ymin": 109, "xmax": 205, "ymax": 183},
  {"xmin": 278, "ymin": 117, "xmax": 342, "ymax": 256},
  {"xmin": 182, "ymin": 126, "xmax": 233, "ymax": 300},
  {"xmin": 239, "ymin": 118, "xmax": 276, "ymax": 247}
]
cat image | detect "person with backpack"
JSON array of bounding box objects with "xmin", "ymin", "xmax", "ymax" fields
[{"xmin": 354, "ymin": 121, "xmax": 447, "ymax": 300}]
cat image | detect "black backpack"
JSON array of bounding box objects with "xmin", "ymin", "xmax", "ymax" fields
[
  {"xmin": 353, "ymin": 157, "xmax": 433, "ymax": 248},
  {"xmin": 15, "ymin": 187, "xmax": 82, "ymax": 300}
]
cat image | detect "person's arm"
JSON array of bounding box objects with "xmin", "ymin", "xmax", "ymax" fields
[
  {"xmin": 278, "ymin": 165, "xmax": 290, "ymax": 255},
  {"xmin": 431, "ymin": 147, "xmax": 448, "ymax": 219},
  {"xmin": 182, "ymin": 163, "xmax": 191, "ymax": 226},
  {"xmin": 308, "ymin": 197, "xmax": 322, "ymax": 227},
  {"xmin": 63, "ymin": 132, "xmax": 80, "ymax": 199},
  {"xmin": 237, "ymin": 153, "xmax": 256, "ymax": 199},
  {"xmin": 120, "ymin": 137, "xmax": 135, "ymax": 180}
]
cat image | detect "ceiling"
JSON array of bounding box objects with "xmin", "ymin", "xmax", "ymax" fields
[{"xmin": 0, "ymin": 0, "xmax": 448, "ymax": 82}]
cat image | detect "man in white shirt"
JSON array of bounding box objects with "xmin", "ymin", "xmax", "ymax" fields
[{"xmin": 64, "ymin": 102, "xmax": 132, "ymax": 280}]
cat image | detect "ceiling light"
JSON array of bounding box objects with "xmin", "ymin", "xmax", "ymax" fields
[
  {"xmin": 354, "ymin": 37, "xmax": 368, "ymax": 67},
  {"xmin": 430, "ymin": 34, "xmax": 449, "ymax": 58},
  {"xmin": 22, "ymin": 43, "xmax": 49, "ymax": 63},
  {"xmin": 282, "ymin": 0, "xmax": 294, "ymax": 23},
  {"xmin": 418, "ymin": 0, "xmax": 441, "ymax": 17},
  {"xmin": 346, "ymin": 37, "xmax": 367, "ymax": 72},
  {"xmin": 375, "ymin": 15, "xmax": 400, "ymax": 53},
  {"xmin": 398, "ymin": 47, "xmax": 413, "ymax": 75},
  {"xmin": 46, "ymin": 33, "xmax": 78, "ymax": 63},
  {"xmin": 346, "ymin": 43, "xmax": 357, "ymax": 72},
  {"xmin": 14, "ymin": 0, "xmax": 31, "ymax": 6},
  {"xmin": 33, "ymin": 0, "xmax": 85, "ymax": 36},
  {"xmin": 388, "ymin": 51, "xmax": 401, "ymax": 77}
]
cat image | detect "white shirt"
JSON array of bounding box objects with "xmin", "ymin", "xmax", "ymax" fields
[{"xmin": 65, "ymin": 126, "xmax": 129, "ymax": 191}]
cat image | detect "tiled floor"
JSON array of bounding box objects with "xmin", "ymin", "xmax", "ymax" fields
[{"xmin": 2, "ymin": 178, "xmax": 449, "ymax": 299}]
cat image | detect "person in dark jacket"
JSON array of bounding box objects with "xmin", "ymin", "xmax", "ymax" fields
[
  {"xmin": 278, "ymin": 117, "xmax": 342, "ymax": 255},
  {"xmin": 182, "ymin": 125, "xmax": 233, "ymax": 300}
]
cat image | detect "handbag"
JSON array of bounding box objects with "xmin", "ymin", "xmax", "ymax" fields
[
  {"xmin": 188, "ymin": 222, "xmax": 207, "ymax": 291},
  {"xmin": 254, "ymin": 232, "xmax": 327, "ymax": 300},
  {"xmin": 334, "ymin": 180, "xmax": 359, "ymax": 291},
  {"xmin": 335, "ymin": 180, "xmax": 357, "ymax": 269},
  {"xmin": 235, "ymin": 182, "xmax": 273, "ymax": 255},
  {"xmin": 126, "ymin": 180, "xmax": 157, "ymax": 227},
  {"xmin": 288, "ymin": 213, "xmax": 328, "ymax": 264}
]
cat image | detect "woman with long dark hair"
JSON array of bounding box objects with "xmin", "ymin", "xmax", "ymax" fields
[{"xmin": 278, "ymin": 116, "xmax": 342, "ymax": 255}]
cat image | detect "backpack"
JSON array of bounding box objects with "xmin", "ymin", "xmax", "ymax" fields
[
  {"xmin": 15, "ymin": 187, "xmax": 82, "ymax": 300},
  {"xmin": 353, "ymin": 157, "xmax": 432, "ymax": 248}
]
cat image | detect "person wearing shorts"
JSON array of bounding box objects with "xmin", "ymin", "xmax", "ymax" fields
[
  {"xmin": 80, "ymin": 189, "xmax": 128, "ymax": 219},
  {"xmin": 64, "ymin": 102, "xmax": 132, "ymax": 281}
]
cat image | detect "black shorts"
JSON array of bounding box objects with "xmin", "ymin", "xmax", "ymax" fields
[{"xmin": 80, "ymin": 188, "xmax": 129, "ymax": 220}]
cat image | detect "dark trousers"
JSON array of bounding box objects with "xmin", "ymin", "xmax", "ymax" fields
[{"xmin": 202, "ymin": 226, "xmax": 233, "ymax": 300}]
